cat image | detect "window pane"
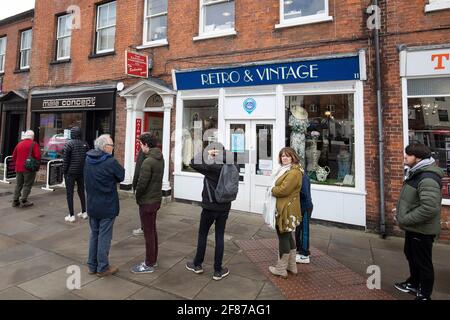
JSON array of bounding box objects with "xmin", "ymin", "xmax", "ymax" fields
[
  {"xmin": 285, "ymin": 94, "xmax": 355, "ymax": 187},
  {"xmin": 21, "ymin": 49, "xmax": 30, "ymax": 68},
  {"xmin": 204, "ymin": 1, "xmax": 235, "ymax": 32},
  {"xmin": 98, "ymin": 27, "xmax": 115, "ymax": 51},
  {"xmin": 256, "ymin": 124, "xmax": 273, "ymax": 176},
  {"xmin": 58, "ymin": 15, "xmax": 72, "ymax": 38},
  {"xmin": 39, "ymin": 113, "xmax": 83, "ymax": 160},
  {"xmin": 21, "ymin": 30, "xmax": 32, "ymax": 49},
  {"xmin": 408, "ymin": 96, "xmax": 450, "ymax": 199},
  {"xmin": 98, "ymin": 4, "xmax": 109, "ymax": 28},
  {"xmin": 108, "ymin": 2, "xmax": 116, "ymax": 26},
  {"xmin": 0, "ymin": 38, "xmax": 6, "ymax": 53},
  {"xmin": 58, "ymin": 37, "xmax": 71, "ymax": 59},
  {"xmin": 284, "ymin": 0, "xmax": 326, "ymax": 19},
  {"xmin": 148, "ymin": 0, "xmax": 168, "ymax": 16},
  {"xmin": 0, "ymin": 55, "xmax": 4, "ymax": 72},
  {"xmin": 408, "ymin": 78, "xmax": 450, "ymax": 96},
  {"xmin": 147, "ymin": 15, "xmax": 167, "ymax": 41},
  {"xmin": 182, "ymin": 99, "xmax": 218, "ymax": 172},
  {"xmin": 107, "ymin": 27, "xmax": 116, "ymax": 50}
]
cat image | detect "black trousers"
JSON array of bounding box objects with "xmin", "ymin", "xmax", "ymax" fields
[
  {"xmin": 404, "ymin": 231, "xmax": 435, "ymax": 297},
  {"xmin": 194, "ymin": 209, "xmax": 229, "ymax": 272},
  {"xmin": 65, "ymin": 174, "xmax": 86, "ymax": 216}
]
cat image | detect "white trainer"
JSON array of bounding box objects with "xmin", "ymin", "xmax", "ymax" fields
[
  {"xmin": 132, "ymin": 228, "xmax": 144, "ymax": 236},
  {"xmin": 77, "ymin": 212, "xmax": 88, "ymax": 219},
  {"xmin": 65, "ymin": 215, "xmax": 76, "ymax": 223},
  {"xmin": 295, "ymin": 254, "xmax": 310, "ymax": 264}
]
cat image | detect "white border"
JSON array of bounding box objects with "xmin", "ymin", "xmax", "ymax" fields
[
  {"xmin": 276, "ymin": 0, "xmax": 333, "ymax": 29},
  {"xmin": 425, "ymin": 0, "xmax": 450, "ymax": 12}
]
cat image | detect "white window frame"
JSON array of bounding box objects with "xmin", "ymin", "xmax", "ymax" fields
[
  {"xmin": 425, "ymin": 0, "xmax": 450, "ymax": 12},
  {"xmin": 0, "ymin": 37, "xmax": 6, "ymax": 73},
  {"xmin": 194, "ymin": 0, "xmax": 236, "ymax": 41},
  {"xmin": 20, "ymin": 30, "xmax": 32, "ymax": 70},
  {"xmin": 276, "ymin": 0, "xmax": 333, "ymax": 29},
  {"xmin": 96, "ymin": 1, "xmax": 116, "ymax": 54},
  {"xmin": 57, "ymin": 14, "xmax": 72, "ymax": 60},
  {"xmin": 141, "ymin": 0, "xmax": 168, "ymax": 48}
]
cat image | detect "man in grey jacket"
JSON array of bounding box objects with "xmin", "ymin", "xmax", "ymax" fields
[{"xmin": 394, "ymin": 143, "xmax": 443, "ymax": 300}]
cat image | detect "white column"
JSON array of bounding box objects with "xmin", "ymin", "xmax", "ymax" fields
[
  {"xmin": 122, "ymin": 97, "xmax": 135, "ymax": 187},
  {"xmin": 161, "ymin": 95, "xmax": 173, "ymax": 193}
]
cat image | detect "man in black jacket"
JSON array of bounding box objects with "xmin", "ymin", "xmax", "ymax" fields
[
  {"xmin": 63, "ymin": 127, "xmax": 89, "ymax": 222},
  {"xmin": 185, "ymin": 143, "xmax": 237, "ymax": 281}
]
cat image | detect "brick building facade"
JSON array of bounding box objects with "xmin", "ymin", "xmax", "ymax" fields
[{"xmin": 0, "ymin": 0, "xmax": 449, "ymax": 240}]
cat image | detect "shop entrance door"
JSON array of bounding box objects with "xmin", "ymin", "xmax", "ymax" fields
[
  {"xmin": 226, "ymin": 120, "xmax": 275, "ymax": 213},
  {"xmin": 86, "ymin": 111, "xmax": 112, "ymax": 149},
  {"xmin": 3, "ymin": 112, "xmax": 25, "ymax": 160}
]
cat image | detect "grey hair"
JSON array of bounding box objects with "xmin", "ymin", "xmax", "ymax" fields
[
  {"xmin": 94, "ymin": 134, "xmax": 112, "ymax": 151},
  {"xmin": 22, "ymin": 130, "xmax": 35, "ymax": 140}
]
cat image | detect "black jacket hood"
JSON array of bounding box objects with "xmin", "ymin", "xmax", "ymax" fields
[{"xmin": 70, "ymin": 127, "xmax": 82, "ymax": 140}]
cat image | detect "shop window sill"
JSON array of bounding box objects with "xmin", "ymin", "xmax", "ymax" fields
[
  {"xmin": 137, "ymin": 39, "xmax": 169, "ymax": 49},
  {"xmin": 14, "ymin": 68, "xmax": 30, "ymax": 74},
  {"xmin": 425, "ymin": 1, "xmax": 450, "ymax": 12},
  {"xmin": 88, "ymin": 51, "xmax": 116, "ymax": 59},
  {"xmin": 275, "ymin": 15, "xmax": 333, "ymax": 29},
  {"xmin": 193, "ymin": 30, "xmax": 237, "ymax": 42},
  {"xmin": 50, "ymin": 58, "xmax": 71, "ymax": 65}
]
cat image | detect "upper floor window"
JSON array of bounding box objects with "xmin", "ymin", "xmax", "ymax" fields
[
  {"xmin": 20, "ymin": 30, "xmax": 32, "ymax": 69},
  {"xmin": 57, "ymin": 14, "xmax": 72, "ymax": 60},
  {"xmin": 197, "ymin": 0, "xmax": 235, "ymax": 39},
  {"xmin": 276, "ymin": 0, "xmax": 333, "ymax": 29},
  {"xmin": 425, "ymin": 0, "xmax": 450, "ymax": 12},
  {"xmin": 0, "ymin": 37, "xmax": 6, "ymax": 73},
  {"xmin": 96, "ymin": 1, "xmax": 116, "ymax": 54},
  {"xmin": 144, "ymin": 0, "xmax": 168, "ymax": 45}
]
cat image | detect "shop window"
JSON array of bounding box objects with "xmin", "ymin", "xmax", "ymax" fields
[
  {"xmin": 144, "ymin": 0, "xmax": 168, "ymax": 44},
  {"xmin": 425, "ymin": 0, "xmax": 450, "ymax": 12},
  {"xmin": 197, "ymin": 0, "xmax": 235, "ymax": 39},
  {"xmin": 38, "ymin": 113, "xmax": 82, "ymax": 160},
  {"xmin": 56, "ymin": 14, "xmax": 72, "ymax": 60},
  {"xmin": 0, "ymin": 37, "xmax": 6, "ymax": 73},
  {"xmin": 407, "ymin": 77, "xmax": 450, "ymax": 199},
  {"xmin": 96, "ymin": 1, "xmax": 116, "ymax": 54},
  {"xmin": 20, "ymin": 29, "xmax": 32, "ymax": 69},
  {"xmin": 285, "ymin": 94, "xmax": 355, "ymax": 187},
  {"xmin": 276, "ymin": 0, "xmax": 332, "ymax": 29},
  {"xmin": 182, "ymin": 99, "xmax": 218, "ymax": 172}
]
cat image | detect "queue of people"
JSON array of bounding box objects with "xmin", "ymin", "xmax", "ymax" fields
[{"xmin": 9, "ymin": 129, "xmax": 442, "ymax": 297}]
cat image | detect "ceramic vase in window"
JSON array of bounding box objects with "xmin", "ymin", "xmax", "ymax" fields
[
  {"xmin": 337, "ymin": 147, "xmax": 351, "ymax": 180},
  {"xmin": 305, "ymin": 132, "xmax": 321, "ymax": 172}
]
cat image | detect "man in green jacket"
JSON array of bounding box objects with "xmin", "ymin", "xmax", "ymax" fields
[
  {"xmin": 394, "ymin": 143, "xmax": 443, "ymax": 300},
  {"xmin": 131, "ymin": 133, "xmax": 164, "ymax": 274}
]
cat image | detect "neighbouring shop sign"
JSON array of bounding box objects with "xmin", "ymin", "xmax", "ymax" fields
[
  {"xmin": 404, "ymin": 48, "xmax": 450, "ymax": 77},
  {"xmin": 48, "ymin": 160, "xmax": 64, "ymax": 186},
  {"xmin": 126, "ymin": 51, "xmax": 148, "ymax": 78},
  {"xmin": 31, "ymin": 91, "xmax": 115, "ymax": 112},
  {"xmin": 6, "ymin": 157, "xmax": 16, "ymax": 179},
  {"xmin": 135, "ymin": 118, "xmax": 142, "ymax": 161},
  {"xmin": 174, "ymin": 56, "xmax": 360, "ymax": 90}
]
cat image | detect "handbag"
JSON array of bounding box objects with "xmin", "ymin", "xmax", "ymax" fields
[
  {"xmin": 262, "ymin": 187, "xmax": 276, "ymax": 230},
  {"xmin": 24, "ymin": 142, "xmax": 40, "ymax": 172}
]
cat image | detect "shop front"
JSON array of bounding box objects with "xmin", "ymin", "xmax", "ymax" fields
[
  {"xmin": 30, "ymin": 85, "xmax": 116, "ymax": 161},
  {"xmin": 400, "ymin": 45, "xmax": 450, "ymax": 204},
  {"xmin": 173, "ymin": 51, "xmax": 367, "ymax": 227}
]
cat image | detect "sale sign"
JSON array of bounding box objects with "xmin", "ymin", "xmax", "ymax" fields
[
  {"xmin": 126, "ymin": 51, "xmax": 148, "ymax": 78},
  {"xmin": 135, "ymin": 119, "xmax": 142, "ymax": 161}
]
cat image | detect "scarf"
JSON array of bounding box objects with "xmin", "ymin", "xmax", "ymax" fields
[
  {"xmin": 405, "ymin": 157, "xmax": 435, "ymax": 180},
  {"xmin": 272, "ymin": 164, "xmax": 292, "ymax": 186}
]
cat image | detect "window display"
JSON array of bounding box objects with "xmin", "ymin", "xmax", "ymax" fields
[
  {"xmin": 182, "ymin": 99, "xmax": 218, "ymax": 172},
  {"xmin": 285, "ymin": 94, "xmax": 355, "ymax": 187},
  {"xmin": 39, "ymin": 113, "xmax": 82, "ymax": 160}
]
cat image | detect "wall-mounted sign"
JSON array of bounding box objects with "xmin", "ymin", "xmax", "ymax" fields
[
  {"xmin": 174, "ymin": 56, "xmax": 360, "ymax": 90},
  {"xmin": 403, "ymin": 48, "xmax": 450, "ymax": 77},
  {"xmin": 31, "ymin": 90, "xmax": 115, "ymax": 112},
  {"xmin": 126, "ymin": 51, "xmax": 148, "ymax": 78},
  {"xmin": 243, "ymin": 98, "xmax": 257, "ymax": 114},
  {"xmin": 135, "ymin": 118, "xmax": 142, "ymax": 161}
]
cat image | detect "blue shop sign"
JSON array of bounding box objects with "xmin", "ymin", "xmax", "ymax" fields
[{"xmin": 174, "ymin": 56, "xmax": 360, "ymax": 90}]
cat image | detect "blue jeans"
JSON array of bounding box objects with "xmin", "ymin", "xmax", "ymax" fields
[
  {"xmin": 194, "ymin": 209, "xmax": 229, "ymax": 272},
  {"xmin": 295, "ymin": 210, "xmax": 311, "ymax": 256},
  {"xmin": 88, "ymin": 217, "xmax": 115, "ymax": 273}
]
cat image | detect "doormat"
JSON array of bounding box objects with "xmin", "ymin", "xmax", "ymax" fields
[{"xmin": 235, "ymin": 238, "xmax": 395, "ymax": 300}]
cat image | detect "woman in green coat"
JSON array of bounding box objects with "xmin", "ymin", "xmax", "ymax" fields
[{"xmin": 269, "ymin": 147, "xmax": 303, "ymax": 278}]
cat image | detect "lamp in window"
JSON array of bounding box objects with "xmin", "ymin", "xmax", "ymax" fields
[
  {"xmin": 222, "ymin": 11, "xmax": 231, "ymax": 17},
  {"xmin": 284, "ymin": 0, "xmax": 293, "ymax": 5}
]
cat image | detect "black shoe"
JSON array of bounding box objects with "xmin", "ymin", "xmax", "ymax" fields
[
  {"xmin": 415, "ymin": 293, "xmax": 431, "ymax": 300},
  {"xmin": 185, "ymin": 261, "xmax": 204, "ymax": 274},
  {"xmin": 12, "ymin": 200, "xmax": 20, "ymax": 207},
  {"xmin": 394, "ymin": 281, "xmax": 420, "ymax": 295},
  {"xmin": 20, "ymin": 200, "xmax": 34, "ymax": 208},
  {"xmin": 213, "ymin": 267, "xmax": 229, "ymax": 281}
]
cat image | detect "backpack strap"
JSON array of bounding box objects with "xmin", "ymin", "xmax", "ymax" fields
[
  {"xmin": 28, "ymin": 142, "xmax": 35, "ymax": 158},
  {"xmin": 205, "ymin": 179, "xmax": 214, "ymax": 203},
  {"xmin": 406, "ymin": 171, "xmax": 442, "ymax": 189}
]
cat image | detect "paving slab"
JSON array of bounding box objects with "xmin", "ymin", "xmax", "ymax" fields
[
  {"xmin": 128, "ymin": 287, "xmax": 184, "ymax": 300},
  {"xmin": 0, "ymin": 286, "xmax": 40, "ymax": 300},
  {"xmin": 195, "ymin": 274, "xmax": 265, "ymax": 300},
  {"xmin": 256, "ymin": 282, "xmax": 285, "ymax": 300},
  {"xmin": 73, "ymin": 276, "xmax": 143, "ymax": 300},
  {"xmin": 0, "ymin": 243, "xmax": 47, "ymax": 267}
]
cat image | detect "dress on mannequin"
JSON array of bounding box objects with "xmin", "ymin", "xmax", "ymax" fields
[{"xmin": 289, "ymin": 105, "xmax": 308, "ymax": 168}]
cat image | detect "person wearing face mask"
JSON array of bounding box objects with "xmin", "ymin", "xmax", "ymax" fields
[{"xmin": 268, "ymin": 147, "xmax": 303, "ymax": 278}]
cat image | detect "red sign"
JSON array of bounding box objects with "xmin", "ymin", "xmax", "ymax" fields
[
  {"xmin": 135, "ymin": 119, "xmax": 142, "ymax": 161},
  {"xmin": 126, "ymin": 51, "xmax": 148, "ymax": 78}
]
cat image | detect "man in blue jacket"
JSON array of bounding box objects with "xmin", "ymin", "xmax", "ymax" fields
[{"xmin": 84, "ymin": 134, "xmax": 125, "ymax": 277}]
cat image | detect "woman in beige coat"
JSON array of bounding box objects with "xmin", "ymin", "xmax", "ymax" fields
[{"xmin": 269, "ymin": 147, "xmax": 303, "ymax": 278}]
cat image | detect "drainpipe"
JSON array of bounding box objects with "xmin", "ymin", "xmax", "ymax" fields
[{"xmin": 373, "ymin": 0, "xmax": 386, "ymax": 238}]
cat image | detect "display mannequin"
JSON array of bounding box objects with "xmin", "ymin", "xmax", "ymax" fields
[
  {"xmin": 289, "ymin": 105, "xmax": 308, "ymax": 168},
  {"xmin": 305, "ymin": 135, "xmax": 321, "ymax": 172},
  {"xmin": 337, "ymin": 145, "xmax": 351, "ymax": 180}
]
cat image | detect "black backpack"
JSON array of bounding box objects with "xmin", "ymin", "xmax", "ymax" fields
[{"xmin": 206, "ymin": 164, "xmax": 240, "ymax": 203}]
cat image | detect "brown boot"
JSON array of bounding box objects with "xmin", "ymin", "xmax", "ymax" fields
[
  {"xmin": 96, "ymin": 265, "xmax": 118, "ymax": 277},
  {"xmin": 20, "ymin": 200, "xmax": 34, "ymax": 208},
  {"xmin": 287, "ymin": 249, "xmax": 298, "ymax": 274},
  {"xmin": 269, "ymin": 254, "xmax": 289, "ymax": 278}
]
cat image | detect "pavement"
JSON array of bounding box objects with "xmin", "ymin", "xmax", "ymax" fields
[{"xmin": 0, "ymin": 180, "xmax": 449, "ymax": 300}]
